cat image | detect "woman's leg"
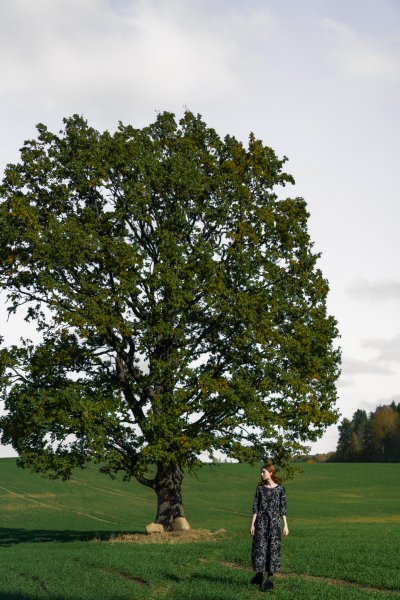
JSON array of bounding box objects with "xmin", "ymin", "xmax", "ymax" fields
[
  {"xmin": 250, "ymin": 572, "xmax": 263, "ymax": 585},
  {"xmin": 261, "ymin": 573, "xmax": 274, "ymax": 591}
]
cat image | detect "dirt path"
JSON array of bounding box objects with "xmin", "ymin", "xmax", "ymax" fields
[{"xmin": 217, "ymin": 561, "xmax": 400, "ymax": 596}]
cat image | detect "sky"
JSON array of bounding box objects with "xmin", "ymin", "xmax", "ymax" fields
[{"xmin": 0, "ymin": 0, "xmax": 399, "ymax": 457}]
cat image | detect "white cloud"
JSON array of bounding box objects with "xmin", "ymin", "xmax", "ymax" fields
[
  {"xmin": 348, "ymin": 279, "xmax": 400, "ymax": 301},
  {"xmin": 321, "ymin": 17, "xmax": 400, "ymax": 83},
  {"xmin": 377, "ymin": 392, "xmax": 400, "ymax": 405},
  {"xmin": 0, "ymin": 0, "xmax": 278, "ymax": 121},
  {"xmin": 363, "ymin": 334, "xmax": 400, "ymax": 363},
  {"xmin": 341, "ymin": 356, "xmax": 393, "ymax": 376},
  {"xmin": 336, "ymin": 376, "xmax": 354, "ymax": 388}
]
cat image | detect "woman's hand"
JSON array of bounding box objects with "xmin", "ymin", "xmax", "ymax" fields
[
  {"xmin": 250, "ymin": 514, "xmax": 257, "ymax": 536},
  {"xmin": 282, "ymin": 515, "xmax": 289, "ymax": 537}
]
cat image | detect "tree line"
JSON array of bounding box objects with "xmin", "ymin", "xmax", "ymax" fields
[{"xmin": 332, "ymin": 402, "xmax": 400, "ymax": 462}]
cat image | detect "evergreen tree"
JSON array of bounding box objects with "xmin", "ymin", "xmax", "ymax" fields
[{"xmin": 335, "ymin": 418, "xmax": 352, "ymax": 460}]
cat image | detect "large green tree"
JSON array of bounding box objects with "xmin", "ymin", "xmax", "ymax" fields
[{"xmin": 0, "ymin": 112, "xmax": 340, "ymax": 527}]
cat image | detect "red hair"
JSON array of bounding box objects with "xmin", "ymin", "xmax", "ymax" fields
[{"xmin": 259, "ymin": 463, "xmax": 280, "ymax": 485}]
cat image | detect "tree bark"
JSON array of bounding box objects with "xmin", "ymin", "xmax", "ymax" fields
[{"xmin": 154, "ymin": 462, "xmax": 185, "ymax": 529}]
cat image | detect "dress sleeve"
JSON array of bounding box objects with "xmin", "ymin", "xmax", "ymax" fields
[
  {"xmin": 279, "ymin": 486, "xmax": 287, "ymax": 516},
  {"xmin": 252, "ymin": 486, "xmax": 260, "ymax": 514}
]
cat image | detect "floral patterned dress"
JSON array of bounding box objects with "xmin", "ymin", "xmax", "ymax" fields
[{"xmin": 251, "ymin": 484, "xmax": 287, "ymax": 574}]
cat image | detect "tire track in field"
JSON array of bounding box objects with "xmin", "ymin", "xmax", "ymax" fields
[
  {"xmin": 92, "ymin": 565, "xmax": 149, "ymax": 586},
  {"xmin": 70, "ymin": 476, "xmax": 149, "ymax": 501},
  {"xmin": 216, "ymin": 561, "xmax": 400, "ymax": 596},
  {"xmin": 278, "ymin": 572, "xmax": 400, "ymax": 596},
  {"xmin": 0, "ymin": 481, "xmax": 118, "ymax": 524},
  {"xmin": 207, "ymin": 507, "xmax": 249, "ymax": 517},
  {"xmin": 17, "ymin": 572, "xmax": 48, "ymax": 595}
]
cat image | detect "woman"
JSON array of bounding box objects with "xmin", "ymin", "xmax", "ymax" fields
[{"xmin": 250, "ymin": 464, "xmax": 289, "ymax": 591}]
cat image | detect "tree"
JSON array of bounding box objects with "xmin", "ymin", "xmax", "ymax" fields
[
  {"xmin": 350, "ymin": 408, "xmax": 369, "ymax": 458},
  {"xmin": 360, "ymin": 413, "xmax": 374, "ymax": 460},
  {"xmin": 0, "ymin": 112, "xmax": 340, "ymax": 527},
  {"xmin": 371, "ymin": 405, "xmax": 399, "ymax": 461},
  {"xmin": 335, "ymin": 418, "xmax": 352, "ymax": 461}
]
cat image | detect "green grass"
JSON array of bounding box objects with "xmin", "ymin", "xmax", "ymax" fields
[{"xmin": 0, "ymin": 460, "xmax": 399, "ymax": 599}]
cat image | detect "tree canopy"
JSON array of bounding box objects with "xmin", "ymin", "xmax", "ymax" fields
[{"xmin": 0, "ymin": 111, "xmax": 340, "ymax": 526}]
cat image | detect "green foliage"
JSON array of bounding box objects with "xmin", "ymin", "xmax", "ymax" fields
[
  {"xmin": 0, "ymin": 112, "xmax": 340, "ymax": 498},
  {"xmin": 333, "ymin": 402, "xmax": 400, "ymax": 462}
]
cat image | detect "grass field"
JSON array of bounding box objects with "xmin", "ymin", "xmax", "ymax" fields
[{"xmin": 0, "ymin": 459, "xmax": 399, "ymax": 599}]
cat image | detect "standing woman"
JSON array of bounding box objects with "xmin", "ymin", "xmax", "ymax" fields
[{"xmin": 250, "ymin": 464, "xmax": 289, "ymax": 591}]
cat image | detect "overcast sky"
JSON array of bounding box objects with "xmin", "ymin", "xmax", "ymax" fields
[{"xmin": 1, "ymin": 0, "xmax": 399, "ymax": 456}]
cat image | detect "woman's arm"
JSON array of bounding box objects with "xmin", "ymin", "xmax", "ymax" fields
[
  {"xmin": 250, "ymin": 513, "xmax": 257, "ymax": 536},
  {"xmin": 280, "ymin": 486, "xmax": 289, "ymax": 536},
  {"xmin": 251, "ymin": 486, "xmax": 260, "ymax": 535}
]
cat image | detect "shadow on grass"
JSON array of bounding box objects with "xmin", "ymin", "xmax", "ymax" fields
[
  {"xmin": 165, "ymin": 571, "xmax": 248, "ymax": 587},
  {"xmin": 0, "ymin": 594, "xmax": 74, "ymax": 600},
  {"xmin": 0, "ymin": 528, "xmax": 143, "ymax": 546},
  {"xmin": 0, "ymin": 594, "xmax": 48, "ymax": 600}
]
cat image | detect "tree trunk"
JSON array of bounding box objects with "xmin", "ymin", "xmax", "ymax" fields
[{"xmin": 154, "ymin": 462, "xmax": 185, "ymax": 529}]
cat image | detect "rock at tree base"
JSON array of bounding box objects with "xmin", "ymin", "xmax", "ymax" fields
[
  {"xmin": 172, "ymin": 517, "xmax": 190, "ymax": 531},
  {"xmin": 146, "ymin": 523, "xmax": 164, "ymax": 534}
]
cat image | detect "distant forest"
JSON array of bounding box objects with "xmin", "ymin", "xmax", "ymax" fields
[
  {"xmin": 332, "ymin": 402, "xmax": 400, "ymax": 462},
  {"xmin": 297, "ymin": 402, "xmax": 400, "ymax": 463}
]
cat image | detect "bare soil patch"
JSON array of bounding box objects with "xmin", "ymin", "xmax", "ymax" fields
[
  {"xmin": 277, "ymin": 572, "xmax": 400, "ymax": 596},
  {"xmin": 109, "ymin": 528, "xmax": 227, "ymax": 544},
  {"xmin": 338, "ymin": 515, "xmax": 400, "ymax": 523}
]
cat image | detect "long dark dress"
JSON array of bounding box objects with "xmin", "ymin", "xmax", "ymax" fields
[{"xmin": 251, "ymin": 484, "xmax": 287, "ymax": 574}]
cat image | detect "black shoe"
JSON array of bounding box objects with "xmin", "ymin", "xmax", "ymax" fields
[
  {"xmin": 261, "ymin": 579, "xmax": 274, "ymax": 591},
  {"xmin": 250, "ymin": 572, "xmax": 263, "ymax": 585}
]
